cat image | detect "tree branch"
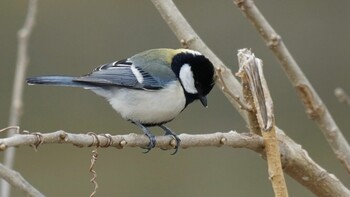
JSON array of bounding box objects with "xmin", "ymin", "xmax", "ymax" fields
[
  {"xmin": 0, "ymin": 130, "xmax": 263, "ymax": 152},
  {"xmin": 0, "ymin": 163, "xmax": 45, "ymax": 197},
  {"xmin": 3, "ymin": 0, "xmax": 39, "ymax": 196},
  {"xmin": 150, "ymin": 0, "xmax": 350, "ymax": 196},
  {"xmin": 276, "ymin": 129, "xmax": 350, "ymax": 197},
  {"xmin": 234, "ymin": 0, "xmax": 350, "ymax": 173},
  {"xmin": 1, "ymin": 130, "xmax": 349, "ymax": 196}
]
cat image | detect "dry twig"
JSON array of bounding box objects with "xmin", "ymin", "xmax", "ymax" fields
[
  {"xmin": 234, "ymin": 0, "xmax": 350, "ymax": 173},
  {"xmin": 0, "ymin": 126, "xmax": 20, "ymax": 134},
  {"xmin": 217, "ymin": 68, "xmax": 252, "ymax": 111}
]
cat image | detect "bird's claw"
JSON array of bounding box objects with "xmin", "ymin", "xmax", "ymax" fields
[
  {"xmin": 133, "ymin": 121, "xmax": 180, "ymax": 154},
  {"xmin": 142, "ymin": 133, "xmax": 156, "ymax": 154},
  {"xmin": 165, "ymin": 134, "xmax": 180, "ymax": 155},
  {"xmin": 160, "ymin": 125, "xmax": 181, "ymax": 155}
]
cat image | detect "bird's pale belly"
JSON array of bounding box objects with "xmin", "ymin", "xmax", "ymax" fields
[{"xmin": 108, "ymin": 82, "xmax": 186, "ymax": 124}]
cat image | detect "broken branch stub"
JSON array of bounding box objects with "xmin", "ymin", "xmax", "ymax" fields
[
  {"xmin": 236, "ymin": 48, "xmax": 288, "ymax": 197},
  {"xmin": 236, "ymin": 48, "xmax": 274, "ymax": 131}
]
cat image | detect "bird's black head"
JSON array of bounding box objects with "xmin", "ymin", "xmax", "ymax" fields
[{"xmin": 171, "ymin": 50, "xmax": 215, "ymax": 107}]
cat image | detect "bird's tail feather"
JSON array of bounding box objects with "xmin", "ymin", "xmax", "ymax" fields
[{"xmin": 26, "ymin": 75, "xmax": 94, "ymax": 88}]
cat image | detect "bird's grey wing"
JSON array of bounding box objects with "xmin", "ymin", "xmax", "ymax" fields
[{"xmin": 73, "ymin": 59, "xmax": 164, "ymax": 90}]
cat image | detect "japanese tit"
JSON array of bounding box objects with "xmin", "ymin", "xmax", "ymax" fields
[{"xmin": 27, "ymin": 48, "xmax": 215, "ymax": 154}]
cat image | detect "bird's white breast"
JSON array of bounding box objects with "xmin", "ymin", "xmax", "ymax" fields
[{"xmin": 107, "ymin": 81, "xmax": 186, "ymax": 124}]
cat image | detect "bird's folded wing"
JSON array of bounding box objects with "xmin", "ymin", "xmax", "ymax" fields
[{"xmin": 74, "ymin": 62, "xmax": 163, "ymax": 90}]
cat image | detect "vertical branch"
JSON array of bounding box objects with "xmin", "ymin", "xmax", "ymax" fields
[
  {"xmin": 237, "ymin": 49, "xmax": 288, "ymax": 197},
  {"xmin": 234, "ymin": 0, "xmax": 350, "ymax": 173},
  {"xmin": 2, "ymin": 0, "xmax": 39, "ymax": 196}
]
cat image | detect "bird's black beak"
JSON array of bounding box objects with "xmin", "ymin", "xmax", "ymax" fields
[{"xmin": 199, "ymin": 96, "xmax": 208, "ymax": 108}]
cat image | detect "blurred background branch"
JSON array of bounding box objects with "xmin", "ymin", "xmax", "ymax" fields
[
  {"xmin": 0, "ymin": 163, "xmax": 44, "ymax": 197},
  {"xmin": 234, "ymin": 0, "xmax": 350, "ymax": 173},
  {"xmin": 2, "ymin": 0, "xmax": 39, "ymax": 196}
]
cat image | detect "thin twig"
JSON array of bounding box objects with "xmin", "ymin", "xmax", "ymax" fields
[
  {"xmin": 234, "ymin": 0, "xmax": 350, "ymax": 173},
  {"xmin": 216, "ymin": 67, "xmax": 252, "ymax": 111},
  {"xmin": 0, "ymin": 126, "xmax": 20, "ymax": 134},
  {"xmin": 3, "ymin": 0, "xmax": 39, "ymax": 196},
  {"xmin": 335, "ymin": 88, "xmax": 350, "ymax": 107},
  {"xmin": 0, "ymin": 163, "xmax": 45, "ymax": 197}
]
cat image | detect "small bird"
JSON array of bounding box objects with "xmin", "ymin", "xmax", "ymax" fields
[{"xmin": 27, "ymin": 48, "xmax": 215, "ymax": 154}]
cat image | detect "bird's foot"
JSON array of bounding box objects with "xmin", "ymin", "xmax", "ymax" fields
[
  {"xmin": 142, "ymin": 133, "xmax": 156, "ymax": 154},
  {"xmin": 159, "ymin": 125, "xmax": 181, "ymax": 155},
  {"xmin": 132, "ymin": 121, "xmax": 157, "ymax": 153}
]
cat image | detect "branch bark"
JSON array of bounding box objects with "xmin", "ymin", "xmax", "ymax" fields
[
  {"xmin": 3, "ymin": 0, "xmax": 39, "ymax": 196},
  {"xmin": 276, "ymin": 129, "xmax": 350, "ymax": 197},
  {"xmin": 234, "ymin": 0, "xmax": 350, "ymax": 173},
  {"xmin": 0, "ymin": 130, "xmax": 349, "ymax": 196},
  {"xmin": 0, "ymin": 130, "xmax": 263, "ymax": 152}
]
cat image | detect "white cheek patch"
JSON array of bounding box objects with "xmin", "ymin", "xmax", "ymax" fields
[
  {"xmin": 130, "ymin": 65, "xmax": 144, "ymax": 84},
  {"xmin": 179, "ymin": 64, "xmax": 198, "ymax": 94}
]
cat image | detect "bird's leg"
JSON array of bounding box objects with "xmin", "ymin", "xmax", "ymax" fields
[
  {"xmin": 133, "ymin": 121, "xmax": 156, "ymax": 153},
  {"xmin": 159, "ymin": 125, "xmax": 181, "ymax": 155}
]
